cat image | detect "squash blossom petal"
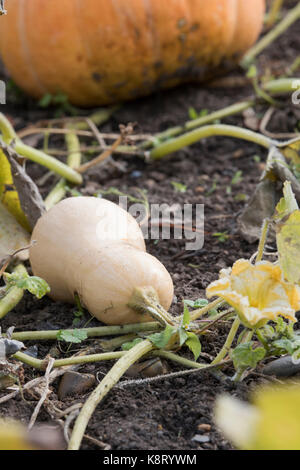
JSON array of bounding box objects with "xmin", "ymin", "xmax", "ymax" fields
[{"xmin": 206, "ymin": 259, "xmax": 300, "ymax": 329}]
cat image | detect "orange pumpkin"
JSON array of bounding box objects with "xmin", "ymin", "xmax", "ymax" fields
[{"xmin": 0, "ymin": 0, "xmax": 265, "ymax": 107}]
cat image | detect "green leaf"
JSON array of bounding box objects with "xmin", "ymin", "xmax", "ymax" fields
[
  {"xmin": 183, "ymin": 298, "xmax": 208, "ymax": 309},
  {"xmin": 246, "ymin": 65, "xmax": 258, "ymax": 79},
  {"xmin": 274, "ymin": 181, "xmax": 299, "ymax": 222},
  {"xmin": 272, "ymin": 338, "xmax": 295, "ymax": 355},
  {"xmin": 188, "ymin": 107, "xmax": 198, "ymax": 120},
  {"xmin": 183, "ymin": 298, "xmax": 218, "ymax": 316},
  {"xmin": 57, "ymin": 329, "xmax": 88, "ymax": 344},
  {"xmin": 5, "ymin": 272, "xmax": 50, "ymax": 299},
  {"xmin": 121, "ymin": 338, "xmax": 144, "ymax": 351},
  {"xmin": 231, "ymin": 342, "xmax": 266, "ymax": 370},
  {"xmin": 147, "ymin": 324, "xmax": 177, "ymax": 349},
  {"xmin": 38, "ymin": 93, "xmax": 53, "ymax": 108},
  {"xmin": 171, "ymin": 181, "xmax": 187, "ymax": 193},
  {"xmin": 178, "ymin": 327, "xmax": 189, "ymax": 347},
  {"xmin": 185, "ymin": 332, "xmax": 201, "ymax": 360}
]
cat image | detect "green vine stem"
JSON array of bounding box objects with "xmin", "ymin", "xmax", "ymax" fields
[
  {"xmin": 44, "ymin": 130, "xmax": 82, "ymax": 210},
  {"xmin": 189, "ymin": 298, "xmax": 224, "ymax": 322},
  {"xmin": 141, "ymin": 100, "xmax": 254, "ymax": 149},
  {"xmin": 256, "ymin": 218, "xmax": 270, "ymax": 263},
  {"xmin": 14, "ymin": 141, "xmax": 82, "ymax": 185},
  {"xmin": 13, "ymin": 350, "xmax": 125, "ymax": 370},
  {"xmin": 150, "ymin": 124, "xmax": 274, "ymax": 160},
  {"xmin": 10, "ymin": 322, "xmax": 162, "ymax": 342},
  {"xmin": 0, "ymin": 113, "xmax": 82, "ymax": 185},
  {"xmin": 0, "ymin": 264, "xmax": 27, "ymax": 319},
  {"xmin": 263, "ymin": 77, "xmax": 300, "ymax": 94},
  {"xmin": 211, "ymin": 316, "xmax": 241, "ymax": 365},
  {"xmin": 68, "ymin": 106, "xmax": 120, "ymax": 131},
  {"xmin": 68, "ymin": 339, "xmax": 153, "ymax": 450},
  {"xmin": 266, "ymin": 0, "xmax": 285, "ymax": 29},
  {"xmin": 99, "ymin": 333, "xmax": 138, "ymax": 351},
  {"xmin": 241, "ymin": 2, "xmax": 300, "ymax": 68}
]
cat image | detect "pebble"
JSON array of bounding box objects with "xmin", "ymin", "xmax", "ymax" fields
[
  {"xmin": 130, "ymin": 170, "xmax": 142, "ymax": 179},
  {"xmin": 58, "ymin": 371, "xmax": 96, "ymax": 400},
  {"xmin": 197, "ymin": 423, "xmax": 211, "ymax": 432},
  {"xmin": 262, "ymin": 355, "xmax": 300, "ymax": 377},
  {"xmin": 191, "ymin": 435, "xmax": 210, "ymax": 443}
]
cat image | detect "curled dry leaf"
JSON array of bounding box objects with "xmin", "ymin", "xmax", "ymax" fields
[
  {"xmin": 0, "ymin": 202, "xmax": 30, "ymax": 262},
  {"xmin": 0, "ymin": 139, "xmax": 45, "ymax": 229}
]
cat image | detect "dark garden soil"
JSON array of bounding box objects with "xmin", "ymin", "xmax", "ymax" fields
[{"xmin": 1, "ymin": 7, "xmax": 300, "ymax": 451}]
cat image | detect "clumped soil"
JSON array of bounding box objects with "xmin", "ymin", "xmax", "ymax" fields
[{"xmin": 1, "ymin": 11, "xmax": 300, "ymax": 451}]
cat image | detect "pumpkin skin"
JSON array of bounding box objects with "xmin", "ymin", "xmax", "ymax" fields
[{"xmin": 0, "ymin": 0, "xmax": 265, "ymax": 107}]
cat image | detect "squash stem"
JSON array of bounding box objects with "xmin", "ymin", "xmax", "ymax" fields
[
  {"xmin": 0, "ymin": 264, "xmax": 27, "ymax": 319},
  {"xmin": 128, "ymin": 287, "xmax": 176, "ymax": 326},
  {"xmin": 68, "ymin": 339, "xmax": 153, "ymax": 450},
  {"xmin": 241, "ymin": 2, "xmax": 300, "ymax": 68},
  {"xmin": 150, "ymin": 124, "xmax": 274, "ymax": 160}
]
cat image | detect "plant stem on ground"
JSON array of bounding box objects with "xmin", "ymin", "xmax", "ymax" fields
[
  {"xmin": 150, "ymin": 124, "xmax": 274, "ymax": 160},
  {"xmin": 68, "ymin": 339, "xmax": 154, "ymax": 450},
  {"xmin": 44, "ymin": 130, "xmax": 82, "ymax": 209},
  {"xmin": 0, "ymin": 112, "xmax": 82, "ymax": 185},
  {"xmin": 241, "ymin": 2, "xmax": 300, "ymax": 68},
  {"xmin": 10, "ymin": 322, "xmax": 162, "ymax": 341},
  {"xmin": 13, "ymin": 350, "xmax": 126, "ymax": 370},
  {"xmin": 141, "ymin": 100, "xmax": 254, "ymax": 149}
]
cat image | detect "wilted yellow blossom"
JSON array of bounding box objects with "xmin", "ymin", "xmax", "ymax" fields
[{"xmin": 206, "ymin": 259, "xmax": 300, "ymax": 329}]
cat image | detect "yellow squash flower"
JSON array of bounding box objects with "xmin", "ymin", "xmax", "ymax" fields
[{"xmin": 206, "ymin": 259, "xmax": 300, "ymax": 329}]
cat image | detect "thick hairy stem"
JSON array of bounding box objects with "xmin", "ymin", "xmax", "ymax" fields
[
  {"xmin": 68, "ymin": 339, "xmax": 153, "ymax": 450},
  {"xmin": 128, "ymin": 286, "xmax": 176, "ymax": 326}
]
